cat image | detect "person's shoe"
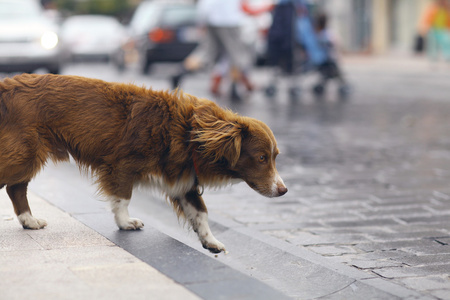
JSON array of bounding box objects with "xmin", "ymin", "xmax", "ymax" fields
[
  {"xmin": 241, "ymin": 74, "xmax": 254, "ymax": 92},
  {"xmin": 210, "ymin": 75, "xmax": 222, "ymax": 96},
  {"xmin": 230, "ymin": 82, "xmax": 242, "ymax": 101},
  {"xmin": 171, "ymin": 73, "xmax": 183, "ymax": 89}
]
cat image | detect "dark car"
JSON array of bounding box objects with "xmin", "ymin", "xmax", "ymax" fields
[{"xmin": 127, "ymin": 1, "xmax": 201, "ymax": 74}]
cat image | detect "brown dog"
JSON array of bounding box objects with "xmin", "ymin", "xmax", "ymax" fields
[{"xmin": 0, "ymin": 74, "xmax": 287, "ymax": 253}]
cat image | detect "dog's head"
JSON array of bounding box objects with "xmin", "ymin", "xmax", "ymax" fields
[{"xmin": 191, "ymin": 103, "xmax": 287, "ymax": 198}]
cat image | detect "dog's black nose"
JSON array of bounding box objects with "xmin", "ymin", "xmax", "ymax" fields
[{"xmin": 278, "ymin": 186, "xmax": 288, "ymax": 196}]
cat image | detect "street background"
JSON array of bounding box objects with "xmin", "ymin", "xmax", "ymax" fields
[
  {"xmin": 1, "ymin": 0, "xmax": 450, "ymax": 299},
  {"xmin": 0, "ymin": 56, "xmax": 448, "ymax": 299}
]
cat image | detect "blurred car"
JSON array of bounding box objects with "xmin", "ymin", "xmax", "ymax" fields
[
  {"xmin": 126, "ymin": 1, "xmax": 201, "ymax": 74},
  {"xmin": 0, "ymin": 0, "xmax": 62, "ymax": 74},
  {"xmin": 61, "ymin": 15, "xmax": 127, "ymax": 63}
]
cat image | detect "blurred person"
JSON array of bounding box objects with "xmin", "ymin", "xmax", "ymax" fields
[
  {"xmin": 171, "ymin": 0, "xmax": 272, "ymax": 100},
  {"xmin": 265, "ymin": 1, "xmax": 349, "ymax": 99},
  {"xmin": 265, "ymin": 0, "xmax": 323, "ymax": 99},
  {"xmin": 209, "ymin": 2, "xmax": 273, "ymax": 97},
  {"xmin": 419, "ymin": 0, "xmax": 450, "ymax": 62},
  {"xmin": 312, "ymin": 12, "xmax": 350, "ymax": 98}
]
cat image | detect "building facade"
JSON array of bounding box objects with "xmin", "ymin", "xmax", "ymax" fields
[{"xmin": 320, "ymin": 0, "xmax": 431, "ymax": 54}]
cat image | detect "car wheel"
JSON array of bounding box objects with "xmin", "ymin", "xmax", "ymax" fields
[
  {"xmin": 142, "ymin": 58, "xmax": 153, "ymax": 75},
  {"xmin": 47, "ymin": 65, "xmax": 60, "ymax": 74}
]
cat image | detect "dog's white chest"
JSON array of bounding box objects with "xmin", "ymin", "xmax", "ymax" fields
[{"xmin": 143, "ymin": 174, "xmax": 196, "ymax": 198}]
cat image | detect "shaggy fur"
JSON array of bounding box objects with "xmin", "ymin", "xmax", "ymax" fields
[{"xmin": 0, "ymin": 73, "xmax": 287, "ymax": 253}]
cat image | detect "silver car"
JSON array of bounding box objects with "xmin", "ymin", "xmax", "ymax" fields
[
  {"xmin": 60, "ymin": 15, "xmax": 127, "ymax": 63},
  {"xmin": 0, "ymin": 0, "xmax": 62, "ymax": 74}
]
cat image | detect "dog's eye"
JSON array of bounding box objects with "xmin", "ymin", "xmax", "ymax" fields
[{"xmin": 259, "ymin": 155, "xmax": 266, "ymax": 162}]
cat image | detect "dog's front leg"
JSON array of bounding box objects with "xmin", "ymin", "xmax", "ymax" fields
[
  {"xmin": 180, "ymin": 190, "xmax": 226, "ymax": 253},
  {"xmin": 109, "ymin": 197, "xmax": 144, "ymax": 230}
]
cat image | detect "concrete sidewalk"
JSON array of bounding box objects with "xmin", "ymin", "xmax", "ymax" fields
[{"xmin": 0, "ymin": 189, "xmax": 200, "ymax": 300}]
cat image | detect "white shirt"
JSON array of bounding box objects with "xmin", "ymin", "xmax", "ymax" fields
[{"xmin": 197, "ymin": 0, "xmax": 245, "ymax": 27}]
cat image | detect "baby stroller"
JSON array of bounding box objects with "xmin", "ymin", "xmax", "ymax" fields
[
  {"xmin": 311, "ymin": 12, "xmax": 350, "ymax": 98},
  {"xmin": 264, "ymin": 0, "xmax": 349, "ymax": 99}
]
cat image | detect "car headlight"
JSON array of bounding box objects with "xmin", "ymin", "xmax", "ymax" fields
[{"xmin": 40, "ymin": 31, "xmax": 59, "ymax": 49}]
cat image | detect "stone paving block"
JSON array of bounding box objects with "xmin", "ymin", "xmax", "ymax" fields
[
  {"xmin": 233, "ymin": 215, "xmax": 285, "ymax": 224},
  {"xmin": 399, "ymin": 275, "xmax": 450, "ymax": 291},
  {"xmin": 436, "ymin": 237, "xmax": 450, "ymax": 245},
  {"xmin": 388, "ymin": 223, "xmax": 450, "ymax": 233},
  {"xmin": 212, "ymin": 229, "xmax": 364, "ymax": 299},
  {"xmin": 26, "ymin": 225, "xmax": 114, "ymax": 249},
  {"xmin": 309, "ymin": 226, "xmax": 393, "ymax": 235},
  {"xmin": 359, "ymin": 277, "xmax": 433, "ymax": 300},
  {"xmin": 317, "ymin": 280, "xmax": 401, "ymax": 300},
  {"xmin": 367, "ymin": 230, "xmax": 449, "ymax": 242},
  {"xmin": 0, "ymin": 263, "xmax": 88, "ymax": 300},
  {"xmin": 348, "ymin": 249, "xmax": 413, "ymax": 261},
  {"xmin": 357, "ymin": 207, "xmax": 432, "ymax": 219},
  {"xmin": 401, "ymin": 214, "xmax": 450, "ymax": 224},
  {"xmin": 250, "ymin": 221, "xmax": 324, "ymax": 231},
  {"xmin": 71, "ymin": 262, "xmax": 199, "ymax": 300},
  {"xmin": 303, "ymin": 211, "xmax": 363, "ymax": 222},
  {"xmin": 287, "ymin": 232, "xmax": 369, "ymax": 246},
  {"xmin": 429, "ymin": 289, "xmax": 450, "ymax": 299},
  {"xmin": 432, "ymin": 191, "xmax": 450, "ymax": 200},
  {"xmin": 399, "ymin": 253, "xmax": 450, "ymax": 266},
  {"xmin": 350, "ymin": 259, "xmax": 403, "ymax": 270},
  {"xmin": 325, "ymin": 218, "xmax": 401, "ymax": 228},
  {"xmin": 373, "ymin": 264, "xmax": 450, "ymax": 279},
  {"xmin": 306, "ymin": 245, "xmax": 359, "ymax": 256},
  {"xmin": 0, "ymin": 231, "xmax": 44, "ymax": 252},
  {"xmin": 355, "ymin": 240, "xmax": 436, "ymax": 252},
  {"xmin": 372, "ymin": 266, "xmax": 425, "ymax": 279},
  {"xmin": 401, "ymin": 243, "xmax": 450, "ymax": 256}
]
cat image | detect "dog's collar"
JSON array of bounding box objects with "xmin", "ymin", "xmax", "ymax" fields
[{"xmin": 192, "ymin": 149, "xmax": 200, "ymax": 176}]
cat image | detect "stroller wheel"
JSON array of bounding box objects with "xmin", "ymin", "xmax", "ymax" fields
[
  {"xmin": 338, "ymin": 84, "xmax": 351, "ymax": 99},
  {"xmin": 312, "ymin": 84, "xmax": 325, "ymax": 96},
  {"xmin": 265, "ymin": 85, "xmax": 277, "ymax": 98},
  {"xmin": 289, "ymin": 87, "xmax": 301, "ymax": 100}
]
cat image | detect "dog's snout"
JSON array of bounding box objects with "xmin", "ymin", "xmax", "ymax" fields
[{"xmin": 278, "ymin": 185, "xmax": 288, "ymax": 196}]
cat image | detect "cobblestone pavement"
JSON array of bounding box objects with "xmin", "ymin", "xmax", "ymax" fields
[{"xmin": 199, "ymin": 57, "xmax": 450, "ymax": 299}]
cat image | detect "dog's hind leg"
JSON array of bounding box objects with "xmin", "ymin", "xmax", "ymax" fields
[
  {"xmin": 178, "ymin": 190, "xmax": 226, "ymax": 253},
  {"xmin": 110, "ymin": 197, "xmax": 144, "ymax": 230},
  {"xmin": 6, "ymin": 182, "xmax": 47, "ymax": 229}
]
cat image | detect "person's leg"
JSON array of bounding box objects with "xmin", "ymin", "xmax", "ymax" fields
[
  {"xmin": 210, "ymin": 55, "xmax": 230, "ymax": 95},
  {"xmin": 172, "ymin": 26, "xmax": 219, "ymax": 89},
  {"xmin": 427, "ymin": 29, "xmax": 439, "ymax": 61},
  {"xmin": 438, "ymin": 29, "xmax": 450, "ymax": 61},
  {"xmin": 215, "ymin": 26, "xmax": 253, "ymax": 99}
]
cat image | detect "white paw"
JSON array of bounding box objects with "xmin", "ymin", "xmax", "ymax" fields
[
  {"xmin": 18, "ymin": 212, "xmax": 47, "ymax": 229},
  {"xmin": 118, "ymin": 218, "xmax": 144, "ymax": 230},
  {"xmin": 201, "ymin": 237, "xmax": 226, "ymax": 254}
]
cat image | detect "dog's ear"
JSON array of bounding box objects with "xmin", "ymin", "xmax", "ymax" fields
[{"xmin": 192, "ymin": 106, "xmax": 245, "ymax": 167}]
